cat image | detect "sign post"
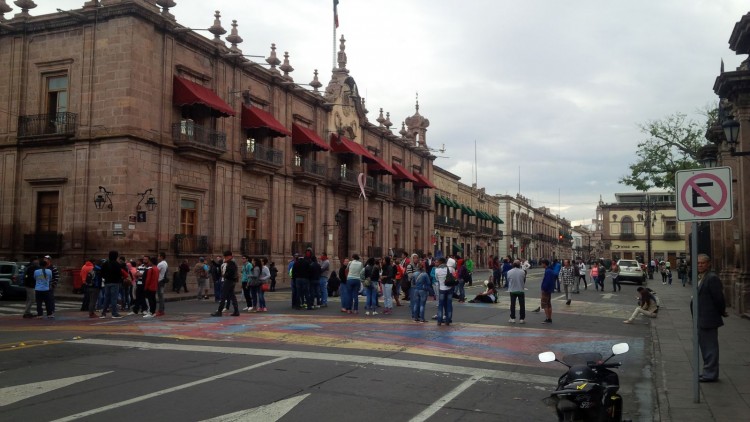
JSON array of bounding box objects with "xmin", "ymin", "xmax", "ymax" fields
[{"xmin": 676, "ymin": 166, "xmax": 733, "ymax": 404}]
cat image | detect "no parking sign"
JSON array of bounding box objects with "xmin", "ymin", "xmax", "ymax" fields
[{"xmin": 675, "ymin": 167, "xmax": 733, "ymax": 221}]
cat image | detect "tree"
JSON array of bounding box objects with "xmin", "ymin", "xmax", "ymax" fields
[{"xmin": 619, "ymin": 109, "xmax": 716, "ymax": 192}]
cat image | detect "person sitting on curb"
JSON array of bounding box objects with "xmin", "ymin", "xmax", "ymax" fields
[
  {"xmin": 623, "ymin": 286, "xmax": 658, "ymax": 324},
  {"xmin": 468, "ymin": 280, "xmax": 497, "ymax": 304}
]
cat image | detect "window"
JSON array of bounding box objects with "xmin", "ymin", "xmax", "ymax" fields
[
  {"xmin": 45, "ymin": 75, "xmax": 68, "ymax": 116},
  {"xmin": 36, "ymin": 192, "xmax": 59, "ymax": 233},
  {"xmin": 393, "ymin": 228, "xmax": 400, "ymax": 248},
  {"xmin": 246, "ymin": 208, "xmax": 258, "ymax": 240},
  {"xmin": 180, "ymin": 199, "xmax": 197, "ymax": 235},
  {"xmin": 621, "ymin": 216, "xmax": 634, "ymax": 234},
  {"xmin": 294, "ymin": 215, "xmax": 305, "ymax": 243},
  {"xmin": 665, "ymin": 218, "xmax": 677, "ymax": 232}
]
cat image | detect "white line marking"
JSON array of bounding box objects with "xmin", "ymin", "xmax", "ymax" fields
[
  {"xmin": 50, "ymin": 357, "xmax": 287, "ymax": 422},
  {"xmin": 199, "ymin": 394, "xmax": 310, "ymax": 422},
  {"xmin": 71, "ymin": 338, "xmax": 557, "ymax": 385},
  {"xmin": 409, "ymin": 375, "xmax": 483, "ymax": 422},
  {"xmin": 0, "ymin": 372, "xmax": 112, "ymax": 407}
]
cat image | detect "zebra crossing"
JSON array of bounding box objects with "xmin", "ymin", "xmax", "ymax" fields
[{"xmin": 0, "ymin": 300, "xmax": 82, "ymax": 316}]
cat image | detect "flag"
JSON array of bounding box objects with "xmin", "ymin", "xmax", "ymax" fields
[{"xmin": 334, "ymin": 0, "xmax": 339, "ymax": 28}]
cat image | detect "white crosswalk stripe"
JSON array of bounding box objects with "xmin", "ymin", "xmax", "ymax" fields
[{"xmin": 0, "ymin": 300, "xmax": 82, "ymax": 315}]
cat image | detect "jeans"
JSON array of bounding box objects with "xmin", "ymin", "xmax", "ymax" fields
[
  {"xmin": 291, "ymin": 278, "xmax": 298, "ymax": 307},
  {"xmin": 382, "ymin": 283, "xmax": 393, "ymax": 309},
  {"xmin": 308, "ymin": 278, "xmax": 318, "ymax": 306},
  {"xmin": 88, "ymin": 287, "xmax": 100, "ymax": 314},
  {"xmin": 364, "ymin": 284, "xmax": 378, "ymax": 311},
  {"xmin": 409, "ymin": 287, "xmax": 419, "ymax": 317},
  {"xmin": 414, "ymin": 289, "xmax": 428, "ymax": 321},
  {"xmin": 218, "ymin": 281, "xmax": 238, "ymax": 313},
  {"xmin": 319, "ymin": 276, "xmax": 329, "ymax": 306},
  {"xmin": 102, "ymin": 284, "xmax": 121, "ymax": 316},
  {"xmin": 563, "ymin": 283, "xmax": 572, "ymax": 300},
  {"xmin": 456, "ymin": 281, "xmax": 465, "ymax": 301},
  {"xmin": 24, "ymin": 286, "xmax": 35, "ymax": 315},
  {"xmin": 346, "ymin": 278, "xmax": 361, "ymax": 311},
  {"xmin": 437, "ymin": 289, "xmax": 453, "ymax": 324},
  {"xmin": 35, "ymin": 290, "xmax": 54, "ymax": 316},
  {"xmin": 250, "ymin": 285, "xmax": 265, "ymax": 309},
  {"xmin": 612, "ymin": 276, "xmax": 621, "ymax": 291},
  {"xmin": 339, "ymin": 279, "xmax": 349, "ymax": 309},
  {"xmin": 510, "ymin": 292, "xmax": 525, "ymax": 320},
  {"xmin": 132, "ymin": 284, "xmax": 147, "ymax": 314},
  {"xmin": 214, "ymin": 279, "xmax": 223, "ymax": 302},
  {"xmin": 242, "ymin": 283, "xmax": 253, "ymax": 308},
  {"xmin": 120, "ymin": 284, "xmax": 132, "ymax": 309},
  {"xmin": 576, "ymin": 275, "xmax": 587, "ymax": 292},
  {"xmin": 295, "ymin": 278, "xmax": 310, "ymax": 309},
  {"xmin": 157, "ymin": 281, "xmax": 166, "ymax": 312}
]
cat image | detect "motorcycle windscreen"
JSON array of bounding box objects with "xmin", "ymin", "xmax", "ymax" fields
[{"xmin": 563, "ymin": 352, "xmax": 602, "ymax": 365}]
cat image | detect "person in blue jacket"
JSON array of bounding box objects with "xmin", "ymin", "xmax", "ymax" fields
[{"xmin": 539, "ymin": 259, "xmax": 556, "ymax": 324}]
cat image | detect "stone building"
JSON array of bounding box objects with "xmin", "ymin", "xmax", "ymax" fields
[
  {"xmin": 432, "ymin": 167, "xmax": 502, "ymax": 267},
  {"xmin": 595, "ymin": 192, "xmax": 687, "ymax": 266},
  {"xmin": 0, "ymin": 0, "xmax": 438, "ymax": 275},
  {"xmin": 710, "ymin": 10, "xmax": 750, "ymax": 315},
  {"xmin": 497, "ymin": 194, "xmax": 572, "ymax": 262}
]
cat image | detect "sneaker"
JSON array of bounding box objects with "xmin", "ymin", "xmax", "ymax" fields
[
  {"xmin": 111, "ymin": 315, "xmax": 123, "ymax": 319},
  {"xmin": 99, "ymin": 314, "xmax": 107, "ymax": 319},
  {"xmin": 623, "ymin": 320, "xmax": 633, "ymax": 324},
  {"xmin": 143, "ymin": 313, "xmax": 154, "ymax": 318},
  {"xmin": 365, "ymin": 311, "xmax": 370, "ymax": 316},
  {"xmin": 542, "ymin": 319, "xmax": 552, "ymax": 324},
  {"xmin": 519, "ymin": 319, "xmax": 525, "ymax": 324},
  {"xmin": 210, "ymin": 312, "xmax": 222, "ymax": 317},
  {"xmin": 126, "ymin": 312, "xmax": 136, "ymax": 316},
  {"xmin": 242, "ymin": 307, "xmax": 250, "ymax": 311},
  {"xmin": 261, "ymin": 308, "xmax": 268, "ymax": 312},
  {"xmin": 509, "ymin": 318, "xmax": 516, "ymax": 323},
  {"xmin": 47, "ymin": 314, "xmax": 55, "ymax": 319},
  {"xmin": 371, "ymin": 311, "xmax": 378, "ymax": 315}
]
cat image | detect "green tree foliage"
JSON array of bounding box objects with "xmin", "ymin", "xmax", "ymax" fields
[{"xmin": 619, "ymin": 110, "xmax": 715, "ymax": 192}]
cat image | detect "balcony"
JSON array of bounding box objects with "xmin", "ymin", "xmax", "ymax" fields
[
  {"xmin": 415, "ymin": 194, "xmax": 432, "ymax": 210},
  {"xmin": 436, "ymin": 215, "xmax": 449, "ymax": 226},
  {"xmin": 619, "ymin": 232, "xmax": 636, "ymax": 241},
  {"xmin": 663, "ymin": 232, "xmax": 682, "ymax": 241},
  {"xmin": 492, "ymin": 229, "xmax": 504, "ymax": 240},
  {"xmin": 291, "ymin": 241, "xmax": 313, "ymax": 256},
  {"xmin": 240, "ymin": 238, "xmax": 270, "ymax": 256},
  {"xmin": 172, "ymin": 121, "xmax": 227, "ymax": 160},
  {"xmin": 242, "ymin": 143, "xmax": 283, "ymax": 175},
  {"xmin": 328, "ymin": 167, "xmax": 360, "ymax": 195},
  {"xmin": 480, "ymin": 226, "xmax": 493, "ymax": 235},
  {"xmin": 447, "ymin": 217, "xmax": 461, "ymax": 229},
  {"xmin": 17, "ymin": 112, "xmax": 77, "ymax": 144},
  {"xmin": 174, "ymin": 234, "xmax": 209, "ymax": 257},
  {"xmin": 395, "ymin": 189, "xmax": 414, "ymax": 205},
  {"xmin": 23, "ymin": 232, "xmax": 63, "ymax": 255},
  {"xmin": 292, "ymin": 158, "xmax": 327, "ymax": 184},
  {"xmin": 460, "ymin": 222, "xmax": 477, "ymax": 235}
]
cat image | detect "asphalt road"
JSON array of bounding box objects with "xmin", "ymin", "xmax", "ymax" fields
[{"xmin": 0, "ymin": 268, "xmax": 656, "ymax": 421}]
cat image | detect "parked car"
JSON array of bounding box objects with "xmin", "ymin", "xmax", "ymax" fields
[
  {"xmin": 0, "ymin": 261, "xmax": 25, "ymax": 300},
  {"xmin": 616, "ymin": 259, "xmax": 647, "ymax": 285}
]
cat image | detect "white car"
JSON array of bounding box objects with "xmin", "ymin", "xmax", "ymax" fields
[{"xmin": 616, "ymin": 260, "xmax": 647, "ymax": 284}]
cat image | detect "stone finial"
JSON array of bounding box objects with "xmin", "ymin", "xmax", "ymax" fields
[
  {"xmin": 13, "ymin": 0, "xmax": 36, "ymax": 18},
  {"xmin": 376, "ymin": 108, "xmax": 385, "ymax": 126},
  {"xmin": 225, "ymin": 20, "xmax": 243, "ymax": 53},
  {"xmin": 399, "ymin": 122, "xmax": 408, "ymax": 137},
  {"xmin": 155, "ymin": 0, "xmax": 176, "ymax": 19},
  {"xmin": 0, "ymin": 1, "xmax": 12, "ymax": 20},
  {"xmin": 361, "ymin": 97, "xmax": 368, "ymax": 114},
  {"xmin": 336, "ymin": 35, "xmax": 348, "ymax": 73},
  {"xmin": 208, "ymin": 10, "xmax": 226, "ymax": 46},
  {"xmin": 384, "ymin": 112, "xmax": 392, "ymax": 129},
  {"xmin": 265, "ymin": 43, "xmax": 281, "ymax": 73},
  {"xmin": 309, "ymin": 69, "xmax": 322, "ymax": 92},
  {"xmin": 280, "ymin": 51, "xmax": 294, "ymax": 80}
]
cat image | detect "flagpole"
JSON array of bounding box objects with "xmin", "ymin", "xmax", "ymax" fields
[{"xmin": 333, "ymin": 0, "xmax": 338, "ymax": 69}]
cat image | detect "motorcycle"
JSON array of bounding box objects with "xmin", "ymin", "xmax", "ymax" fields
[{"xmin": 538, "ymin": 342, "xmax": 631, "ymax": 422}]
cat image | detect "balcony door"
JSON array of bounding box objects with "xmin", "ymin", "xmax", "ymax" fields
[
  {"xmin": 36, "ymin": 191, "xmax": 59, "ymax": 234},
  {"xmin": 45, "ymin": 75, "xmax": 68, "ymax": 133},
  {"xmin": 180, "ymin": 199, "xmax": 197, "ymax": 252},
  {"xmin": 336, "ymin": 210, "xmax": 349, "ymax": 260}
]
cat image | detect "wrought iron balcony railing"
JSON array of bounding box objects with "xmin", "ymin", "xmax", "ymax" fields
[
  {"xmin": 242, "ymin": 142, "xmax": 282, "ymax": 166},
  {"xmin": 240, "ymin": 238, "xmax": 270, "ymax": 256},
  {"xmin": 174, "ymin": 234, "xmax": 209, "ymax": 256},
  {"xmin": 172, "ymin": 121, "xmax": 227, "ymax": 150},
  {"xmin": 18, "ymin": 112, "xmax": 77, "ymax": 138}
]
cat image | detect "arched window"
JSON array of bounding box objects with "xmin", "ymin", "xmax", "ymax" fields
[{"xmin": 621, "ymin": 216, "xmax": 634, "ymax": 234}]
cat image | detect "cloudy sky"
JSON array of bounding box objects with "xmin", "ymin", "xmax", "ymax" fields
[{"xmin": 22, "ymin": 0, "xmax": 749, "ymax": 224}]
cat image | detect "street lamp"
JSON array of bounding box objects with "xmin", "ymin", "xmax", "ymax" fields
[
  {"xmin": 94, "ymin": 186, "xmax": 113, "ymax": 211},
  {"xmin": 698, "ymin": 143, "xmax": 719, "ymax": 168},
  {"xmin": 136, "ymin": 188, "xmax": 158, "ymax": 211},
  {"xmin": 639, "ymin": 198, "xmax": 657, "ymax": 279},
  {"xmin": 721, "ymin": 116, "xmax": 750, "ymax": 156}
]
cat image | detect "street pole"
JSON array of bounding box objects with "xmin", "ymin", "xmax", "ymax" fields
[{"xmin": 691, "ymin": 222, "xmax": 700, "ymax": 403}]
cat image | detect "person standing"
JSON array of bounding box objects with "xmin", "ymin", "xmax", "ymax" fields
[
  {"xmin": 455, "ymin": 258, "xmax": 468, "ymax": 303},
  {"xmin": 175, "ymin": 259, "xmax": 190, "ymax": 293},
  {"xmin": 292, "ymin": 251, "xmax": 312, "ymax": 311},
  {"xmin": 79, "ymin": 258, "xmax": 94, "ymax": 313},
  {"xmin": 249, "ymin": 257, "xmax": 264, "ymax": 312},
  {"xmin": 380, "ymin": 256, "xmax": 396, "ymax": 315},
  {"xmin": 211, "ymin": 251, "xmax": 240, "ymax": 317},
  {"xmin": 362, "ymin": 257, "xmax": 379, "ymax": 316},
  {"xmin": 539, "ymin": 259, "xmax": 556, "ymax": 324},
  {"xmin": 691, "ymin": 254, "xmax": 728, "ymax": 383},
  {"xmin": 129, "ymin": 256, "xmax": 149, "ymax": 316},
  {"xmin": 269, "ymin": 261, "xmax": 278, "ymax": 292},
  {"xmin": 142, "ymin": 257, "xmax": 159, "ymax": 318},
  {"xmin": 590, "ymin": 262, "xmax": 599, "ymax": 291},
  {"xmin": 464, "ymin": 255, "xmax": 474, "ymax": 286},
  {"xmin": 99, "ymin": 251, "xmax": 125, "ymax": 319},
  {"xmin": 344, "ymin": 254, "xmax": 363, "ymax": 314},
  {"xmin": 194, "ymin": 257, "xmax": 209, "ymax": 300},
  {"xmin": 43, "ymin": 255, "xmax": 60, "ymax": 307},
  {"xmin": 596, "ymin": 260, "xmax": 606, "ymax": 291},
  {"xmin": 319, "ymin": 253, "xmax": 331, "ymax": 308},
  {"xmin": 210, "ymin": 256, "xmax": 223, "ymax": 302},
  {"xmin": 659, "ymin": 261, "xmax": 668, "ymax": 284},
  {"xmin": 34, "ymin": 259, "xmax": 55, "ymax": 318},
  {"xmin": 22, "ymin": 257, "xmax": 40, "ymax": 319},
  {"xmin": 610, "ymin": 260, "xmax": 621, "ymax": 292},
  {"xmin": 506, "ymin": 260, "xmax": 526, "ymax": 323},
  {"xmin": 240, "ymin": 255, "xmax": 254, "ymax": 311},
  {"xmin": 434, "ymin": 257, "xmax": 453, "ymax": 326},
  {"xmin": 501, "ymin": 257, "xmax": 512, "ymax": 289},
  {"xmin": 155, "ymin": 252, "xmax": 168, "ymax": 316},
  {"xmin": 576, "ymin": 260, "xmax": 587, "ymax": 292},
  {"xmin": 258, "ymin": 257, "xmax": 271, "ymax": 312},
  {"xmin": 560, "ymin": 259, "xmax": 575, "ymax": 306},
  {"xmin": 412, "ymin": 262, "xmax": 430, "ymax": 323},
  {"xmin": 308, "ymin": 254, "xmax": 322, "ymax": 309}
]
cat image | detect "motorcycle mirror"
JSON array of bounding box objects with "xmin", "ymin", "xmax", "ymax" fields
[
  {"xmin": 612, "ymin": 343, "xmax": 629, "ymax": 355},
  {"xmin": 539, "ymin": 351, "xmax": 556, "ymax": 363}
]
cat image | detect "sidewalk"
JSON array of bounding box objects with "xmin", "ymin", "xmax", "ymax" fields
[{"xmin": 651, "ymin": 279, "xmax": 750, "ymax": 421}]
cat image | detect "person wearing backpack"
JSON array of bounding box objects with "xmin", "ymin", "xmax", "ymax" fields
[
  {"xmin": 79, "ymin": 258, "xmax": 94, "ymax": 313},
  {"xmin": 34, "ymin": 259, "xmax": 55, "ymax": 318},
  {"xmin": 129, "ymin": 256, "xmax": 150, "ymax": 316},
  {"xmin": 434, "ymin": 257, "xmax": 454, "ymax": 326},
  {"xmin": 193, "ymin": 257, "xmax": 210, "ymax": 300},
  {"xmin": 85, "ymin": 260, "xmax": 104, "ymax": 318},
  {"xmin": 22, "ymin": 257, "xmax": 40, "ymax": 319}
]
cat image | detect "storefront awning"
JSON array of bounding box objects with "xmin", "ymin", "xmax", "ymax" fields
[
  {"xmin": 462, "ymin": 205, "xmax": 476, "ymax": 216},
  {"xmin": 447, "ymin": 198, "xmax": 460, "ymax": 208},
  {"xmin": 331, "ymin": 134, "xmax": 364, "ymax": 155},
  {"xmin": 494, "ymin": 215, "xmax": 505, "ymax": 224},
  {"xmin": 241, "ymin": 105, "xmax": 291, "ymax": 138},
  {"xmin": 412, "ymin": 171, "xmax": 437, "ymax": 189},
  {"xmin": 435, "ymin": 194, "xmax": 446, "ymax": 205},
  {"xmin": 292, "ymin": 124, "xmax": 330, "ymax": 151},
  {"xmin": 390, "ymin": 163, "xmax": 419, "ymax": 182},
  {"xmin": 172, "ymin": 75, "xmax": 235, "ymax": 117}
]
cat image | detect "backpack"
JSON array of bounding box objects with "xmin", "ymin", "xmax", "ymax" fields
[
  {"xmin": 86, "ymin": 266, "xmax": 103, "ymax": 288},
  {"xmin": 444, "ymin": 269, "xmax": 458, "ymax": 287}
]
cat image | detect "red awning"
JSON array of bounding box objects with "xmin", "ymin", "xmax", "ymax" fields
[
  {"xmin": 366, "ymin": 155, "xmax": 396, "ymax": 175},
  {"xmin": 241, "ymin": 105, "xmax": 291, "ymax": 138},
  {"xmin": 391, "ymin": 163, "xmax": 419, "ymax": 183},
  {"xmin": 412, "ymin": 171, "xmax": 437, "ymax": 189},
  {"xmin": 172, "ymin": 76, "xmax": 235, "ymax": 118},
  {"xmin": 292, "ymin": 124, "xmax": 330, "ymax": 151},
  {"xmin": 330, "ymin": 134, "xmax": 365, "ymax": 156}
]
